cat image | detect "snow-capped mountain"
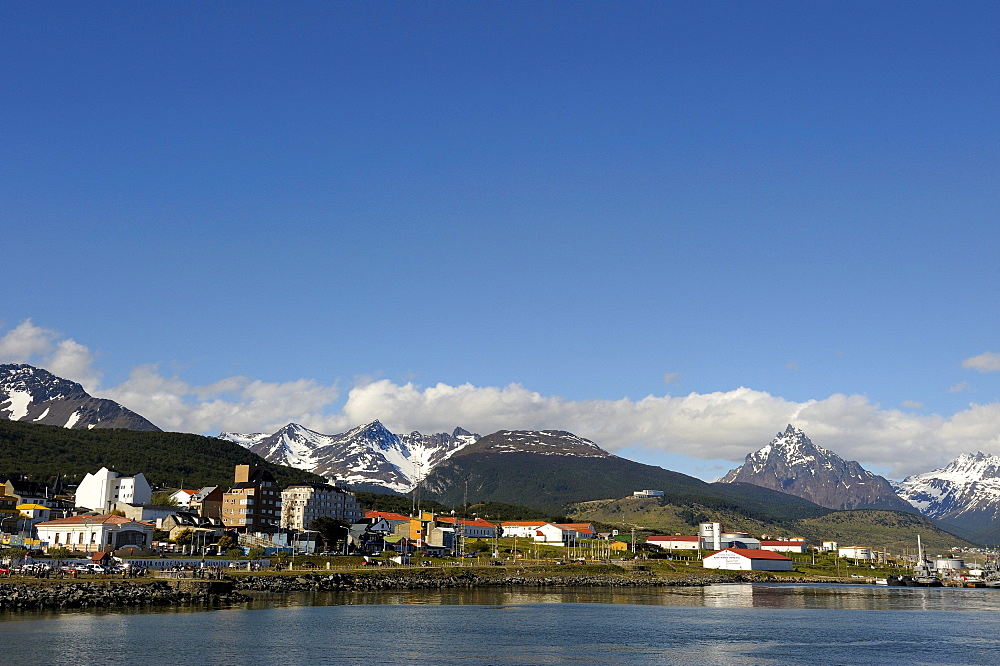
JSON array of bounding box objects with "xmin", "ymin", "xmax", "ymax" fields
[
  {"xmin": 893, "ymin": 452, "xmax": 1000, "ymax": 528},
  {"xmin": 219, "ymin": 420, "xmax": 478, "ymax": 493},
  {"xmin": 720, "ymin": 424, "xmax": 914, "ymax": 512},
  {"xmin": 0, "ymin": 364, "xmax": 160, "ymax": 431},
  {"xmin": 458, "ymin": 429, "xmax": 611, "ymax": 458}
]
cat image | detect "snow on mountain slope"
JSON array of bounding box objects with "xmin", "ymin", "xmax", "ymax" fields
[
  {"xmin": 720, "ymin": 424, "xmax": 915, "ymax": 512},
  {"xmin": 219, "ymin": 420, "xmax": 478, "ymax": 493},
  {"xmin": 0, "ymin": 364, "xmax": 160, "ymax": 431},
  {"xmin": 894, "ymin": 452, "xmax": 1000, "ymax": 523},
  {"xmin": 461, "ymin": 429, "xmax": 610, "ymax": 457}
]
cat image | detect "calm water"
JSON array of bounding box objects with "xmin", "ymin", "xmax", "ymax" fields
[{"xmin": 3, "ymin": 584, "xmax": 1000, "ymax": 665}]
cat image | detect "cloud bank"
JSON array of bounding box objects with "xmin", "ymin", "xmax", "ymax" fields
[{"xmin": 3, "ymin": 320, "xmax": 1000, "ymax": 479}]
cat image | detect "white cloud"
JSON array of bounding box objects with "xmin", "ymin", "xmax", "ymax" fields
[
  {"xmin": 663, "ymin": 372, "xmax": 681, "ymax": 386},
  {"xmin": 335, "ymin": 380, "xmax": 988, "ymax": 478},
  {"xmin": 0, "ymin": 320, "xmax": 59, "ymax": 362},
  {"xmin": 901, "ymin": 400, "xmax": 923, "ymax": 410},
  {"xmin": 949, "ymin": 381, "xmax": 972, "ymax": 394},
  {"xmin": 101, "ymin": 364, "xmax": 341, "ymax": 435},
  {"xmin": 10, "ymin": 319, "xmax": 1000, "ymax": 480},
  {"xmin": 962, "ymin": 352, "xmax": 1000, "ymax": 373},
  {"xmin": 0, "ymin": 320, "xmax": 100, "ymax": 390}
]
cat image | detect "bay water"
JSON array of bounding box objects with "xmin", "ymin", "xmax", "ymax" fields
[{"xmin": 2, "ymin": 583, "xmax": 999, "ymax": 664}]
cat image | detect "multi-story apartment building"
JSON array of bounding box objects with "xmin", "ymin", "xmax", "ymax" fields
[
  {"xmin": 221, "ymin": 465, "xmax": 281, "ymax": 533},
  {"xmin": 75, "ymin": 467, "xmax": 152, "ymax": 512},
  {"xmin": 280, "ymin": 482, "xmax": 363, "ymax": 531}
]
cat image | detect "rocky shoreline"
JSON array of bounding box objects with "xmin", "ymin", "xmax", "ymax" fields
[
  {"xmin": 0, "ymin": 570, "xmax": 856, "ymax": 612},
  {"xmin": 0, "ymin": 580, "xmax": 250, "ymax": 611},
  {"xmin": 230, "ymin": 569, "xmax": 853, "ymax": 593}
]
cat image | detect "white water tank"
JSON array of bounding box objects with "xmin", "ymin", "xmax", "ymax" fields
[
  {"xmin": 935, "ymin": 558, "xmax": 964, "ymax": 571},
  {"xmin": 698, "ymin": 522, "xmax": 722, "ymax": 550}
]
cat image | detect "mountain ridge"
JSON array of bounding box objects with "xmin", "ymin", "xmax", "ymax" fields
[
  {"xmin": 0, "ymin": 364, "xmax": 160, "ymax": 431},
  {"xmin": 720, "ymin": 424, "xmax": 915, "ymax": 512},
  {"xmin": 220, "ymin": 420, "xmax": 478, "ymax": 493}
]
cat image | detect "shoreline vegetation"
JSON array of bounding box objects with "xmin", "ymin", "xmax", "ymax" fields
[{"xmin": 0, "ymin": 564, "xmax": 866, "ymax": 613}]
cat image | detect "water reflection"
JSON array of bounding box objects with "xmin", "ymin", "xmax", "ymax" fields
[
  {"xmin": 235, "ymin": 583, "xmax": 1000, "ymax": 614},
  {"xmin": 4, "ymin": 585, "xmax": 1000, "ymax": 665}
]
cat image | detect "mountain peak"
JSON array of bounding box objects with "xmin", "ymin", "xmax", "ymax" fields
[
  {"xmin": 0, "ymin": 363, "xmax": 159, "ymax": 431},
  {"xmin": 459, "ymin": 429, "xmax": 610, "ymax": 458},
  {"xmin": 219, "ymin": 421, "xmax": 479, "ymax": 493},
  {"xmin": 894, "ymin": 452, "xmax": 1000, "ymax": 535},
  {"xmin": 721, "ymin": 425, "xmax": 914, "ymax": 512}
]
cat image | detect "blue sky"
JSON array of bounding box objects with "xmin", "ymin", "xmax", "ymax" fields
[{"xmin": 2, "ymin": 2, "xmax": 998, "ymax": 480}]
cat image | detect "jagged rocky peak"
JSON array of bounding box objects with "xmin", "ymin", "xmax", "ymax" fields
[
  {"xmin": 218, "ymin": 420, "xmax": 479, "ymax": 494},
  {"xmin": 751, "ymin": 424, "xmax": 827, "ymax": 465},
  {"xmin": 0, "ymin": 363, "xmax": 160, "ymax": 431},
  {"xmin": 720, "ymin": 424, "xmax": 914, "ymax": 512}
]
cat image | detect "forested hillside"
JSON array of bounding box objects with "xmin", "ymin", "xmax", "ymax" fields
[{"xmin": 0, "ymin": 419, "xmax": 324, "ymax": 490}]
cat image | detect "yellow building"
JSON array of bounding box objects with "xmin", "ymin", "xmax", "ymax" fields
[{"xmin": 0, "ymin": 490, "xmax": 18, "ymax": 532}]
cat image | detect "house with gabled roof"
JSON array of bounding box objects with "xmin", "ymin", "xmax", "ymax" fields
[
  {"xmin": 703, "ymin": 548, "xmax": 794, "ymax": 571},
  {"xmin": 169, "ymin": 489, "xmax": 199, "ymax": 508},
  {"xmin": 35, "ymin": 514, "xmax": 153, "ymax": 553},
  {"xmin": 554, "ymin": 523, "xmax": 596, "ymax": 541}
]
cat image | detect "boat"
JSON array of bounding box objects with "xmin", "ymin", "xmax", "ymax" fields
[{"xmin": 905, "ymin": 535, "xmax": 943, "ymax": 587}]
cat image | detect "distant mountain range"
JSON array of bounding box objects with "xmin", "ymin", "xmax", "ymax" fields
[
  {"xmin": 0, "ymin": 364, "xmax": 160, "ymax": 431},
  {"xmin": 894, "ymin": 452, "xmax": 1000, "ymax": 544},
  {"xmin": 5, "ymin": 364, "xmax": 1000, "ymax": 545},
  {"xmin": 719, "ymin": 425, "xmax": 916, "ymax": 513},
  {"xmin": 219, "ymin": 421, "xmax": 478, "ymax": 493}
]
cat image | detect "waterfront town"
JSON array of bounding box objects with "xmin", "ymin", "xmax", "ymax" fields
[{"xmin": 0, "ymin": 467, "xmax": 989, "ymax": 589}]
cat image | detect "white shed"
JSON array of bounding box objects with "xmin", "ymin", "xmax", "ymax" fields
[{"xmin": 702, "ymin": 548, "xmax": 794, "ymax": 571}]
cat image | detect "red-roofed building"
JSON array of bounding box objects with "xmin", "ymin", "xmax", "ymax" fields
[
  {"xmin": 365, "ymin": 511, "xmax": 412, "ymax": 524},
  {"xmin": 554, "ymin": 523, "xmax": 596, "ymax": 541},
  {"xmin": 499, "ymin": 521, "xmax": 548, "ymax": 538},
  {"xmin": 169, "ymin": 489, "xmax": 200, "ymax": 508},
  {"xmin": 703, "ymin": 548, "xmax": 794, "ymax": 571},
  {"xmin": 35, "ymin": 514, "xmax": 154, "ymax": 553},
  {"xmin": 436, "ymin": 516, "xmax": 497, "ymax": 539}
]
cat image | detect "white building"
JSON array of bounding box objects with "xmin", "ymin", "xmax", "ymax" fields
[
  {"xmin": 75, "ymin": 467, "xmax": 152, "ymax": 512},
  {"xmin": 500, "ymin": 521, "xmax": 578, "ymax": 545},
  {"xmin": 633, "ymin": 490, "xmax": 664, "ymax": 497},
  {"xmin": 703, "ymin": 548, "xmax": 794, "ymax": 571},
  {"xmin": 647, "ymin": 535, "xmax": 701, "ymax": 551},
  {"xmin": 761, "ymin": 540, "xmax": 807, "ymax": 554},
  {"xmin": 169, "ymin": 489, "xmax": 198, "ymax": 508},
  {"xmin": 436, "ymin": 517, "xmax": 498, "ymax": 539},
  {"xmin": 281, "ymin": 482, "xmax": 364, "ymax": 531},
  {"xmin": 500, "ymin": 521, "xmax": 549, "ymax": 539},
  {"xmin": 36, "ymin": 514, "xmax": 154, "ymax": 553},
  {"xmin": 838, "ymin": 546, "xmax": 874, "ymax": 561}
]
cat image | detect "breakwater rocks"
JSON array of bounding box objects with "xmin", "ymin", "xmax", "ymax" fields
[
  {"xmin": 0, "ymin": 580, "xmax": 250, "ymax": 611},
  {"xmin": 229, "ymin": 569, "xmax": 805, "ymax": 593}
]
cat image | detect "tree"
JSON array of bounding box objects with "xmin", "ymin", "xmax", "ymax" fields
[
  {"xmin": 248, "ymin": 548, "xmax": 265, "ymax": 560},
  {"xmin": 216, "ymin": 535, "xmax": 236, "ymax": 552},
  {"xmin": 150, "ymin": 492, "xmax": 180, "ymax": 507},
  {"xmin": 310, "ymin": 517, "xmax": 350, "ymax": 552},
  {"xmin": 48, "ymin": 547, "xmax": 70, "ymax": 567},
  {"xmin": 0, "ymin": 547, "xmax": 25, "ymax": 567},
  {"xmin": 174, "ymin": 528, "xmax": 194, "ymax": 546}
]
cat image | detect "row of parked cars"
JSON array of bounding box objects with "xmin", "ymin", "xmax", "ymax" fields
[{"xmin": 0, "ymin": 562, "xmax": 129, "ymax": 576}]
